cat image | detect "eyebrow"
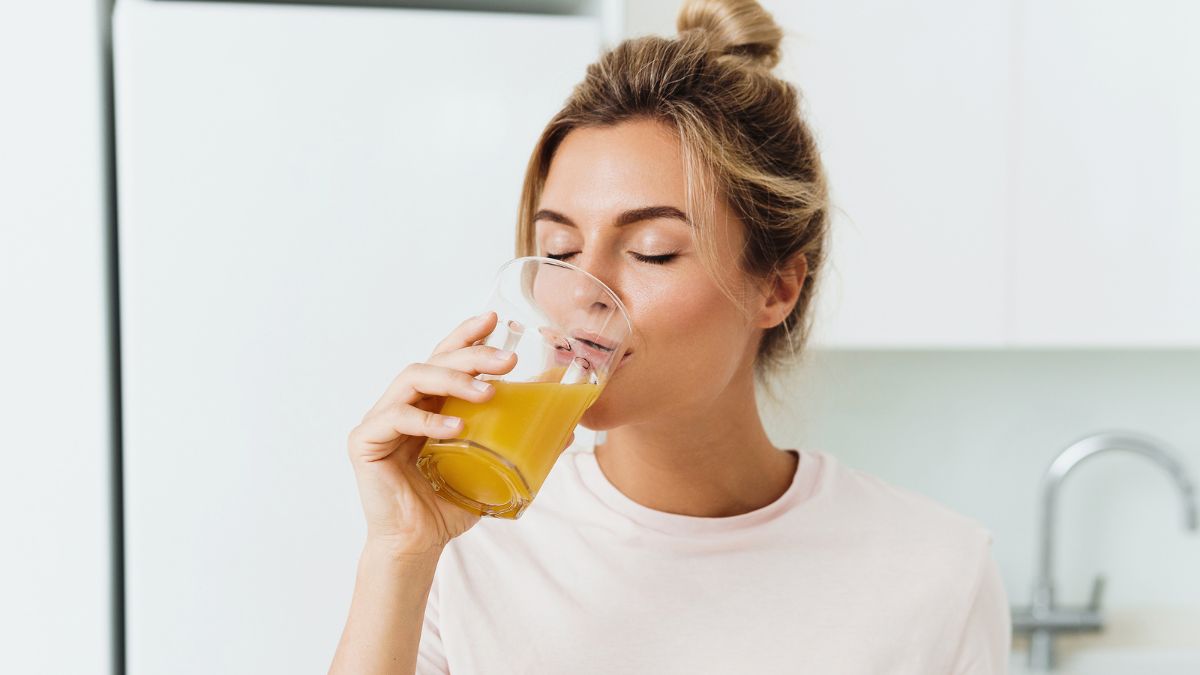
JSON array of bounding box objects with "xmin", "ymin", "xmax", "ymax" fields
[{"xmin": 533, "ymin": 205, "xmax": 692, "ymax": 229}]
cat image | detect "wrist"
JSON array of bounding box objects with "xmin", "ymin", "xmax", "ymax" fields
[{"xmin": 362, "ymin": 535, "xmax": 445, "ymax": 566}]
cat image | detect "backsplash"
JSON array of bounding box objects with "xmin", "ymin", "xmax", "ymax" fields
[{"xmin": 761, "ymin": 349, "xmax": 1200, "ymax": 653}]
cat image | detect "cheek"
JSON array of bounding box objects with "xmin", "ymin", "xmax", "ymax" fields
[
  {"xmin": 578, "ymin": 283, "xmax": 746, "ymax": 427},
  {"xmin": 637, "ymin": 282, "xmax": 744, "ymax": 364}
]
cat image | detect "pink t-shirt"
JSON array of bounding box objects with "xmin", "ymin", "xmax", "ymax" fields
[{"xmin": 418, "ymin": 442, "xmax": 1011, "ymax": 674}]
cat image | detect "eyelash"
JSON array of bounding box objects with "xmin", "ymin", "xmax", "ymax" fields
[{"xmin": 546, "ymin": 252, "xmax": 679, "ymax": 266}]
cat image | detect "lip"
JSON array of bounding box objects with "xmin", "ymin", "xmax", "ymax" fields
[
  {"xmin": 551, "ymin": 329, "xmax": 632, "ymax": 370},
  {"xmin": 570, "ymin": 329, "xmax": 619, "ymax": 353},
  {"xmin": 571, "ymin": 338, "xmax": 617, "ymax": 366}
]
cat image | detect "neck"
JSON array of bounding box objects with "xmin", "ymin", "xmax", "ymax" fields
[{"xmin": 593, "ymin": 366, "xmax": 798, "ymax": 518}]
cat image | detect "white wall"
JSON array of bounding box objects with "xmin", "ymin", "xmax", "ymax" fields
[{"xmin": 0, "ymin": 1, "xmax": 114, "ymax": 673}]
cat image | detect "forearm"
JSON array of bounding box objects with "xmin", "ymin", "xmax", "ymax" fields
[{"xmin": 330, "ymin": 540, "xmax": 443, "ymax": 675}]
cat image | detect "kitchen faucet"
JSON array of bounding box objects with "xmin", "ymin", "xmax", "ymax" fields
[{"xmin": 1011, "ymin": 430, "xmax": 1199, "ymax": 671}]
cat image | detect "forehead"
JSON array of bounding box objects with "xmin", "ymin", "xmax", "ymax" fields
[{"xmin": 540, "ymin": 119, "xmax": 687, "ymax": 211}]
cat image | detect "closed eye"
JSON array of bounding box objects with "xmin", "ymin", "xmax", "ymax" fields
[
  {"xmin": 628, "ymin": 251, "xmax": 676, "ymax": 264},
  {"xmin": 546, "ymin": 252, "xmax": 679, "ymax": 266}
]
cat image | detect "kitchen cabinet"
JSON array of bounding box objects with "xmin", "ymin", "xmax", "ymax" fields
[
  {"xmin": 1011, "ymin": 0, "xmax": 1200, "ymax": 346},
  {"xmin": 767, "ymin": 0, "xmax": 1012, "ymax": 349},
  {"xmin": 763, "ymin": 1, "xmax": 1199, "ymax": 349}
]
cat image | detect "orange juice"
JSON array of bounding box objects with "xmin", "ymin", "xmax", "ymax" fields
[{"xmin": 417, "ymin": 373, "xmax": 602, "ymax": 519}]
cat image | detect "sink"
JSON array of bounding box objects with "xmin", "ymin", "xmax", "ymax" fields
[{"xmin": 1010, "ymin": 647, "xmax": 1200, "ymax": 674}]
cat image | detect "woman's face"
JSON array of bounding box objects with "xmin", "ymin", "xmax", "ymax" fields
[{"xmin": 534, "ymin": 118, "xmax": 765, "ymax": 430}]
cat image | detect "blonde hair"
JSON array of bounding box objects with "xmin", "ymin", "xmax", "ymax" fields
[{"xmin": 515, "ymin": 0, "xmax": 830, "ymax": 395}]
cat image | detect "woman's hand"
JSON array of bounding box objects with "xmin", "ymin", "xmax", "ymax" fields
[{"xmin": 346, "ymin": 311, "xmax": 574, "ymax": 558}]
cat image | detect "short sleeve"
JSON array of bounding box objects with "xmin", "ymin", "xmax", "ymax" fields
[
  {"xmin": 948, "ymin": 535, "xmax": 1012, "ymax": 674},
  {"xmin": 416, "ymin": 567, "xmax": 450, "ymax": 675}
]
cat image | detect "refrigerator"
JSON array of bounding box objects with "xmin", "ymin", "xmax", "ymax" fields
[{"xmin": 113, "ymin": 0, "xmax": 603, "ymax": 671}]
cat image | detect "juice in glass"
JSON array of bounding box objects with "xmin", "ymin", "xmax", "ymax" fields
[{"xmin": 418, "ymin": 367, "xmax": 602, "ymax": 519}]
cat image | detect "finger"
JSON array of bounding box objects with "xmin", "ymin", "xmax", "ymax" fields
[
  {"xmin": 426, "ymin": 344, "xmax": 518, "ymax": 378},
  {"xmin": 372, "ymin": 361, "xmax": 504, "ymax": 417},
  {"xmin": 430, "ymin": 311, "xmax": 497, "ymax": 359},
  {"xmin": 349, "ymin": 403, "xmax": 467, "ymax": 462}
]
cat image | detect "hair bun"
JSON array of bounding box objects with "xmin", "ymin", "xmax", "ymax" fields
[{"xmin": 676, "ymin": 0, "xmax": 784, "ymax": 70}]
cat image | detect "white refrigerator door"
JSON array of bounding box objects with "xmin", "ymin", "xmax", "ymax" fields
[{"xmin": 113, "ymin": 1, "xmax": 600, "ymax": 671}]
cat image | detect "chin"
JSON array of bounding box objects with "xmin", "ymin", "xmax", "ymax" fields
[
  {"xmin": 579, "ymin": 396, "xmax": 626, "ymax": 432},
  {"xmin": 580, "ymin": 383, "xmax": 661, "ymax": 431},
  {"xmin": 582, "ymin": 359, "xmax": 664, "ymax": 428}
]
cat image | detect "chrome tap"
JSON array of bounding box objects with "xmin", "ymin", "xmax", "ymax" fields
[{"xmin": 1011, "ymin": 430, "xmax": 1199, "ymax": 671}]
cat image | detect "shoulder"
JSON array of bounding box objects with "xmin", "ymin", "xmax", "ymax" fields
[{"xmin": 816, "ymin": 450, "xmax": 997, "ymax": 593}]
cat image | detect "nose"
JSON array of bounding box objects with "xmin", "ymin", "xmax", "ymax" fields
[
  {"xmin": 570, "ymin": 265, "xmax": 614, "ymax": 315},
  {"xmin": 566, "ymin": 255, "xmax": 624, "ymax": 314}
]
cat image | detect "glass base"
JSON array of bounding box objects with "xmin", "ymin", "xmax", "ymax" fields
[{"xmin": 416, "ymin": 439, "xmax": 534, "ymax": 520}]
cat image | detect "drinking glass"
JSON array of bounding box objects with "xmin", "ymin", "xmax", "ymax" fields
[{"xmin": 417, "ymin": 256, "xmax": 632, "ymax": 519}]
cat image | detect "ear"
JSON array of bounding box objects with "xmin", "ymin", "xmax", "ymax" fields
[{"xmin": 756, "ymin": 253, "xmax": 807, "ymax": 329}]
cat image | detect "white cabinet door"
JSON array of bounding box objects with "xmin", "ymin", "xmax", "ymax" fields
[
  {"xmin": 113, "ymin": 1, "xmax": 600, "ymax": 672},
  {"xmin": 1012, "ymin": 0, "xmax": 1200, "ymax": 346},
  {"xmin": 0, "ymin": 2, "xmax": 113, "ymax": 674},
  {"xmin": 765, "ymin": 1, "xmax": 1011, "ymax": 348}
]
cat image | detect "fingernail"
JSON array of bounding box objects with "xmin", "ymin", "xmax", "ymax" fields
[
  {"xmin": 442, "ymin": 416, "xmax": 462, "ymax": 428},
  {"xmin": 494, "ymin": 349, "xmax": 514, "ymax": 361},
  {"xmin": 472, "ymin": 380, "xmax": 492, "ymax": 392},
  {"xmin": 476, "ymin": 311, "xmax": 492, "ymax": 322}
]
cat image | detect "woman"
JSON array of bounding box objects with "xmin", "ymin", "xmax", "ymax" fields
[{"xmin": 331, "ymin": 0, "xmax": 1011, "ymax": 673}]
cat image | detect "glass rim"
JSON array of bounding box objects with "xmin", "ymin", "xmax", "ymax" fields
[{"xmin": 496, "ymin": 255, "xmax": 634, "ymax": 339}]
